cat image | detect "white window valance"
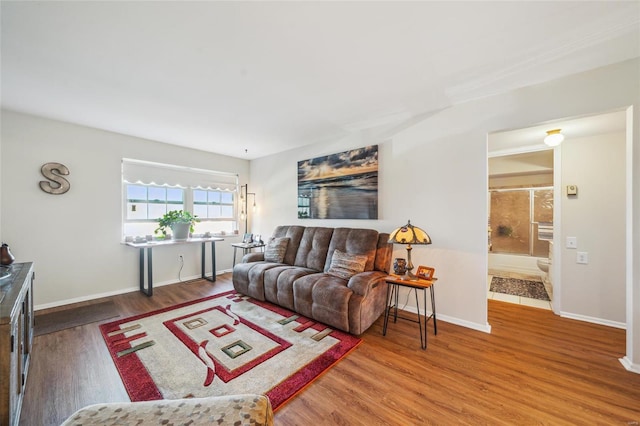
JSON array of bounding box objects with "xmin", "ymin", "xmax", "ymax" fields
[{"xmin": 122, "ymin": 158, "xmax": 238, "ymax": 191}]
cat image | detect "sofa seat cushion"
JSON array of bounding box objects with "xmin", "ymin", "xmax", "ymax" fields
[
  {"xmin": 263, "ymin": 265, "xmax": 318, "ymax": 311},
  {"xmin": 293, "ymin": 274, "xmax": 352, "ymax": 332},
  {"xmin": 232, "ymin": 261, "xmax": 285, "ymax": 301}
]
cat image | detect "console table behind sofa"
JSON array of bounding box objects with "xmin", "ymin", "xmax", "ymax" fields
[{"xmin": 126, "ymin": 237, "xmax": 223, "ymax": 296}]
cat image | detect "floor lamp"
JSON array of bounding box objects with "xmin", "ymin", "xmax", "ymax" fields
[{"xmin": 240, "ymin": 184, "xmax": 256, "ymax": 236}]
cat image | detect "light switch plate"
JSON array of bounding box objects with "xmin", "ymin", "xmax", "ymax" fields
[
  {"xmin": 566, "ymin": 237, "xmax": 577, "ymax": 249},
  {"xmin": 577, "ymin": 252, "xmax": 588, "ymax": 264}
]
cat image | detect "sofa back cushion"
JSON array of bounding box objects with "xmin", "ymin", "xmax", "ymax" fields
[
  {"xmin": 272, "ymin": 225, "xmax": 305, "ymax": 265},
  {"xmin": 294, "ymin": 227, "xmax": 334, "ymax": 271},
  {"xmin": 374, "ymin": 233, "xmax": 392, "ymax": 273},
  {"xmin": 324, "ymin": 228, "xmax": 379, "ymax": 273}
]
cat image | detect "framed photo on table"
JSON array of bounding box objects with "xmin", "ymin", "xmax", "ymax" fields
[
  {"xmin": 416, "ymin": 265, "xmax": 435, "ymax": 280},
  {"xmin": 242, "ymin": 233, "xmax": 253, "ymax": 244}
]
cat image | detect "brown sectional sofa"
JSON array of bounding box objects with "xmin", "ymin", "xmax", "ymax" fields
[{"xmin": 232, "ymin": 225, "xmax": 392, "ymax": 335}]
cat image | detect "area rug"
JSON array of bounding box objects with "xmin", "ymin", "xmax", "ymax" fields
[
  {"xmin": 99, "ymin": 291, "xmax": 361, "ymax": 410},
  {"xmin": 35, "ymin": 301, "xmax": 119, "ymax": 336},
  {"xmin": 490, "ymin": 277, "xmax": 550, "ymax": 301}
]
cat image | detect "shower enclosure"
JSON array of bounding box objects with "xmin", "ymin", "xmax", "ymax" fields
[{"xmin": 489, "ymin": 187, "xmax": 553, "ymax": 257}]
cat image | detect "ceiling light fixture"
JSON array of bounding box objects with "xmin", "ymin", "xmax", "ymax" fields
[{"xmin": 544, "ymin": 129, "xmax": 564, "ymax": 147}]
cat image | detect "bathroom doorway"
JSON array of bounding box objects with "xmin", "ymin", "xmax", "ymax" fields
[
  {"xmin": 487, "ymin": 150, "xmax": 554, "ymax": 309},
  {"xmin": 487, "ymin": 109, "xmax": 627, "ymax": 324}
]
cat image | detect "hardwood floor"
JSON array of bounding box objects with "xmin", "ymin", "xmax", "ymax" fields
[{"xmin": 21, "ymin": 274, "xmax": 640, "ymax": 425}]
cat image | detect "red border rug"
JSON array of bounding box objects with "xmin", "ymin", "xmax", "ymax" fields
[{"xmin": 100, "ymin": 291, "xmax": 361, "ymax": 409}]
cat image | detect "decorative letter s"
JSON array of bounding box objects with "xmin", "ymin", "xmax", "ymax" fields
[{"xmin": 39, "ymin": 162, "xmax": 71, "ymax": 195}]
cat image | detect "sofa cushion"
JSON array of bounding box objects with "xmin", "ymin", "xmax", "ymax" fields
[
  {"xmin": 327, "ymin": 249, "xmax": 368, "ymax": 280},
  {"xmin": 294, "ymin": 227, "xmax": 334, "ymax": 271},
  {"xmin": 374, "ymin": 233, "xmax": 392, "ymax": 273},
  {"xmin": 272, "ymin": 225, "xmax": 305, "ymax": 265},
  {"xmin": 233, "ymin": 261, "xmax": 282, "ymax": 301},
  {"xmin": 264, "ymin": 237, "xmax": 290, "ymax": 263},
  {"xmin": 263, "ymin": 266, "xmax": 317, "ymax": 310},
  {"xmin": 324, "ymin": 228, "xmax": 379, "ymax": 272},
  {"xmin": 292, "ymin": 274, "xmax": 352, "ymax": 331},
  {"xmin": 60, "ymin": 394, "xmax": 274, "ymax": 426}
]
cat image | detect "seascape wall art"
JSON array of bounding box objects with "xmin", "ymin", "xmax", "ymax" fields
[{"xmin": 297, "ymin": 145, "xmax": 378, "ymax": 219}]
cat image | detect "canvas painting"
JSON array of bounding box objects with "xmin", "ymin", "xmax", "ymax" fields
[{"xmin": 298, "ymin": 145, "xmax": 378, "ymax": 219}]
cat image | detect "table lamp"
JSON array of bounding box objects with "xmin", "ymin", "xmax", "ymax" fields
[{"xmin": 388, "ymin": 220, "xmax": 432, "ymax": 279}]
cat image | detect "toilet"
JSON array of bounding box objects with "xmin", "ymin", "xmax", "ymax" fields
[
  {"xmin": 537, "ymin": 252, "xmax": 553, "ymax": 300},
  {"xmin": 536, "ymin": 258, "xmax": 549, "ymax": 273}
]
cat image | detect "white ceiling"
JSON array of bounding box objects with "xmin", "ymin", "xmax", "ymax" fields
[{"xmin": 2, "ymin": 1, "xmax": 639, "ymax": 160}]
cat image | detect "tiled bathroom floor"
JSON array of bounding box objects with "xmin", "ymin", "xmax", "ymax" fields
[{"xmin": 487, "ymin": 270, "xmax": 552, "ymax": 310}]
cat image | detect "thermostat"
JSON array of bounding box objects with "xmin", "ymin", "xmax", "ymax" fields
[{"xmin": 567, "ymin": 185, "xmax": 578, "ymax": 196}]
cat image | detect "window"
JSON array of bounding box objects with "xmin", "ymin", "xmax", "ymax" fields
[
  {"xmin": 122, "ymin": 159, "xmax": 238, "ymax": 239},
  {"xmin": 193, "ymin": 189, "xmax": 234, "ymax": 220},
  {"xmin": 126, "ymin": 185, "xmax": 184, "ymax": 220}
]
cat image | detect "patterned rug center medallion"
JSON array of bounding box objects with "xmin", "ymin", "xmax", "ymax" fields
[
  {"xmin": 100, "ymin": 291, "xmax": 361, "ymax": 409},
  {"xmin": 490, "ymin": 277, "xmax": 550, "ymax": 301}
]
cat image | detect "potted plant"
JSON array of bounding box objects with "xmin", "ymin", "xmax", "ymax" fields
[{"xmin": 155, "ymin": 210, "xmax": 199, "ymax": 241}]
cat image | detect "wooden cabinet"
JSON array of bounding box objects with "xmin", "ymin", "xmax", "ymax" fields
[{"xmin": 0, "ymin": 262, "xmax": 34, "ymax": 426}]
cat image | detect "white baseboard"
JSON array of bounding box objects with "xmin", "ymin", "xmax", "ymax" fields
[
  {"xmin": 619, "ymin": 356, "xmax": 640, "ymax": 374},
  {"xmin": 35, "ymin": 285, "xmax": 140, "ymax": 311},
  {"xmin": 34, "ymin": 270, "xmax": 231, "ymax": 311},
  {"xmin": 37, "ymin": 268, "xmax": 498, "ymax": 337},
  {"xmin": 399, "ymin": 305, "xmax": 492, "ymax": 334},
  {"xmin": 559, "ymin": 311, "xmax": 626, "ymax": 330}
]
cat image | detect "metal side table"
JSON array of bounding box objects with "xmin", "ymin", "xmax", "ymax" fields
[{"xmin": 383, "ymin": 274, "xmax": 438, "ymax": 350}]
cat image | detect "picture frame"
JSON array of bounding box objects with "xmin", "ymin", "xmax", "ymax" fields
[
  {"xmin": 242, "ymin": 233, "xmax": 253, "ymax": 244},
  {"xmin": 297, "ymin": 145, "xmax": 378, "ymax": 219},
  {"xmin": 416, "ymin": 265, "xmax": 435, "ymax": 280}
]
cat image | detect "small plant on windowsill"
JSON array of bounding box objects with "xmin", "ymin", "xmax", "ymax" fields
[{"xmin": 155, "ymin": 210, "xmax": 199, "ymax": 241}]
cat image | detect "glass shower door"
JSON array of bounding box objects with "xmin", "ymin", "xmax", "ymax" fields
[
  {"xmin": 490, "ymin": 190, "xmax": 530, "ymax": 255},
  {"xmin": 489, "ymin": 188, "xmax": 553, "ymax": 256},
  {"xmin": 532, "ymin": 189, "xmax": 553, "ymax": 257}
]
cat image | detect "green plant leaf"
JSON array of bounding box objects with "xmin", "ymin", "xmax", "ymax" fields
[{"xmin": 154, "ymin": 210, "xmax": 199, "ymax": 235}]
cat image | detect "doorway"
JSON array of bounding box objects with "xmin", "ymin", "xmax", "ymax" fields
[
  {"xmin": 487, "ymin": 150, "xmax": 554, "ymax": 310},
  {"xmin": 487, "ymin": 109, "xmax": 627, "ymax": 325}
]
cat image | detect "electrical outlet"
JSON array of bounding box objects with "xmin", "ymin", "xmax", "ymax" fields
[{"xmin": 577, "ymin": 252, "xmax": 588, "ymax": 264}]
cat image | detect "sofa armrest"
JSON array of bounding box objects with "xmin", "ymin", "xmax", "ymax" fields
[
  {"xmin": 347, "ymin": 271, "xmax": 387, "ymax": 297},
  {"xmin": 243, "ymin": 252, "xmax": 265, "ymax": 263}
]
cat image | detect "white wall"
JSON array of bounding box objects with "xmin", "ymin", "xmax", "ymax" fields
[
  {"xmin": 561, "ymin": 132, "xmax": 626, "ymax": 326},
  {"xmin": 0, "ymin": 110, "xmax": 249, "ymax": 307},
  {"xmin": 251, "ymin": 59, "xmax": 640, "ymax": 368}
]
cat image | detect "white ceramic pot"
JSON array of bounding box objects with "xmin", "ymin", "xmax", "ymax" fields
[{"xmin": 171, "ymin": 223, "xmax": 190, "ymax": 241}]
